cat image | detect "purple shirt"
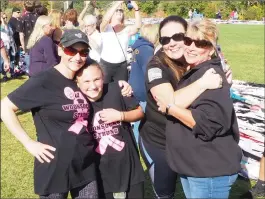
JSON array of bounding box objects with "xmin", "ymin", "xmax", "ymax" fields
[{"xmin": 29, "ymin": 35, "xmax": 59, "ymax": 76}]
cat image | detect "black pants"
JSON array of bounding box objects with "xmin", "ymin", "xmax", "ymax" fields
[
  {"xmin": 39, "ymin": 181, "xmax": 98, "ymax": 199},
  {"xmin": 100, "ymin": 59, "xmax": 128, "ymax": 83},
  {"xmin": 139, "ymin": 136, "xmax": 177, "ymax": 199},
  {"xmin": 104, "ymin": 182, "xmax": 144, "ymax": 199}
]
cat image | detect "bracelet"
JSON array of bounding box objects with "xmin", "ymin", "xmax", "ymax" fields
[
  {"xmin": 134, "ymin": 8, "xmax": 140, "ymax": 11},
  {"xmin": 166, "ymin": 104, "xmax": 174, "ymax": 115},
  {"xmin": 120, "ymin": 111, "xmax": 125, "ymax": 121}
]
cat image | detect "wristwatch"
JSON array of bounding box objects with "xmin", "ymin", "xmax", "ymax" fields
[{"xmin": 166, "ymin": 103, "xmax": 174, "ymax": 115}]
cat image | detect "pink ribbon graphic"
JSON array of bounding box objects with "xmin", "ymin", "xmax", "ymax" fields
[
  {"xmin": 96, "ymin": 135, "xmax": 125, "ymax": 155},
  {"xmin": 68, "ymin": 118, "xmax": 88, "ymax": 134}
]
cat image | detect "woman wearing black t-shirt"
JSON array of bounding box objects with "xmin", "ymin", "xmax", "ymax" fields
[
  {"xmin": 76, "ymin": 62, "xmax": 145, "ymax": 199},
  {"xmin": 0, "ymin": 29, "xmax": 132, "ymax": 199},
  {"xmin": 139, "ymin": 15, "xmax": 228, "ymax": 198},
  {"xmin": 156, "ymin": 19, "xmax": 241, "ymax": 199}
]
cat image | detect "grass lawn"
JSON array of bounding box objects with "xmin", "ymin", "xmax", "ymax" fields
[{"xmin": 1, "ymin": 24, "xmax": 264, "ymax": 198}]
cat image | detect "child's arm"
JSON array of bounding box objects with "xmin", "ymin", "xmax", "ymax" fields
[{"xmin": 98, "ymin": 106, "xmax": 144, "ymax": 124}]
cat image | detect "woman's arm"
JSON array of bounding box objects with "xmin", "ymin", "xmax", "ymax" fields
[
  {"xmin": 152, "ymin": 68, "xmax": 223, "ymax": 109},
  {"xmin": 0, "ymin": 44, "xmax": 10, "ymax": 72},
  {"xmin": 78, "ymin": 1, "xmax": 95, "ymax": 26},
  {"xmin": 127, "ymin": 1, "xmax": 142, "ymax": 36},
  {"xmin": 0, "ymin": 97, "xmax": 56, "ymax": 163},
  {"xmin": 97, "ymin": 106, "xmax": 144, "ymax": 124},
  {"xmin": 100, "ymin": 1, "xmax": 123, "ymax": 32}
]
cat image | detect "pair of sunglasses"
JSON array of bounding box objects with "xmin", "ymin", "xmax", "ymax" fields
[
  {"xmin": 159, "ymin": 33, "xmax": 185, "ymax": 45},
  {"xmin": 184, "ymin": 37, "xmax": 213, "ymax": 48},
  {"xmin": 61, "ymin": 46, "xmax": 89, "ymax": 57}
]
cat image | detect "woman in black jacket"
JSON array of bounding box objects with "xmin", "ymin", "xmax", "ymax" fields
[{"xmin": 156, "ymin": 19, "xmax": 242, "ymax": 199}]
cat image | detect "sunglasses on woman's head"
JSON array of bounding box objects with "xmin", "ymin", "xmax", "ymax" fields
[
  {"xmin": 159, "ymin": 33, "xmax": 185, "ymax": 45},
  {"xmin": 184, "ymin": 37, "xmax": 213, "ymax": 48},
  {"xmin": 61, "ymin": 46, "xmax": 89, "ymax": 57}
]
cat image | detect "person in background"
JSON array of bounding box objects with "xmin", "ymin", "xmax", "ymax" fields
[
  {"xmin": 27, "ymin": 16, "xmax": 59, "ymax": 76},
  {"xmin": 188, "ymin": 9, "xmax": 193, "ymax": 21},
  {"xmin": 78, "ymin": 1, "xmax": 102, "ymax": 62},
  {"xmin": 49, "ymin": 9, "xmax": 64, "ymax": 44},
  {"xmin": 17, "ymin": 0, "xmax": 38, "ymax": 75},
  {"xmin": 100, "ymin": 1, "xmax": 142, "ymax": 83},
  {"xmin": 8, "ymin": 7, "xmax": 21, "ymax": 67},
  {"xmin": 76, "ymin": 61, "xmax": 145, "ymax": 199},
  {"xmin": 156, "ymin": 18, "xmax": 242, "ymax": 199},
  {"xmin": 128, "ymin": 24, "xmax": 159, "ymax": 144},
  {"xmin": 78, "ymin": 0, "xmax": 98, "ymax": 28},
  {"xmin": 82, "ymin": 14, "xmax": 102, "ymax": 62},
  {"xmin": 1, "ymin": 12, "xmax": 17, "ymax": 80},
  {"xmin": 62, "ymin": 9, "xmax": 79, "ymax": 29},
  {"xmin": 36, "ymin": 5, "xmax": 48, "ymax": 16},
  {"xmin": 234, "ymin": 10, "xmax": 239, "ymax": 20},
  {"xmin": 1, "ymin": 39, "xmax": 10, "ymax": 81}
]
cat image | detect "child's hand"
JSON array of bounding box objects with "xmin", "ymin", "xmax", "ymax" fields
[
  {"xmin": 98, "ymin": 109, "xmax": 122, "ymax": 124},
  {"xmin": 118, "ymin": 80, "xmax": 133, "ymax": 97}
]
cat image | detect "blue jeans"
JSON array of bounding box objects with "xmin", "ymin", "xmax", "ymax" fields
[
  {"xmin": 180, "ymin": 174, "xmax": 238, "ymax": 199},
  {"xmin": 24, "ymin": 53, "xmax": 30, "ymax": 74},
  {"xmin": 132, "ymin": 101, "xmax": 146, "ymax": 146}
]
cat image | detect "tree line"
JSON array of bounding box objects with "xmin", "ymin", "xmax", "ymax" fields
[{"xmin": 2, "ymin": 0, "xmax": 265, "ymax": 20}]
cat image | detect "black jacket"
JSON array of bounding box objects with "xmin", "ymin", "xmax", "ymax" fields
[{"xmin": 166, "ymin": 58, "xmax": 242, "ymax": 177}]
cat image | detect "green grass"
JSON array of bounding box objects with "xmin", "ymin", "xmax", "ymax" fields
[
  {"xmin": 1, "ymin": 24, "xmax": 264, "ymax": 198},
  {"xmin": 218, "ymin": 24, "xmax": 264, "ymax": 84}
]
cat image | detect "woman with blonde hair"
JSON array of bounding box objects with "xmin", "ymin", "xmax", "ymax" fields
[
  {"xmin": 27, "ymin": 15, "xmax": 59, "ymax": 76},
  {"xmin": 99, "ymin": 1, "xmax": 142, "ymax": 83},
  {"xmin": 49, "ymin": 9, "xmax": 63, "ymax": 45}
]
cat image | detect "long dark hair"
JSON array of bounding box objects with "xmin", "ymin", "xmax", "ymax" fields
[{"xmin": 156, "ymin": 15, "xmax": 188, "ymax": 81}]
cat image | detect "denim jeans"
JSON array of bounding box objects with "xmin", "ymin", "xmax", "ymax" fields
[
  {"xmin": 132, "ymin": 101, "xmax": 146, "ymax": 146},
  {"xmin": 24, "ymin": 53, "xmax": 30, "ymax": 74},
  {"xmin": 180, "ymin": 174, "xmax": 238, "ymax": 199}
]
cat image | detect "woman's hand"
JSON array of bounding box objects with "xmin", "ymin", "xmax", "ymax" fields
[
  {"xmin": 200, "ymin": 68, "xmax": 223, "ymax": 90},
  {"xmin": 24, "ymin": 139, "xmax": 56, "ymax": 163},
  {"xmin": 155, "ymin": 95, "xmax": 168, "ymax": 114},
  {"xmin": 118, "ymin": 80, "xmax": 133, "ymax": 97},
  {"xmin": 98, "ymin": 108, "xmax": 122, "ymax": 123},
  {"xmin": 225, "ymin": 65, "xmax": 233, "ymax": 85},
  {"xmin": 130, "ymin": 1, "xmax": 139, "ymax": 10}
]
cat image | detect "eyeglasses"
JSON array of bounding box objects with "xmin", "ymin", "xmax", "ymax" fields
[
  {"xmin": 183, "ymin": 37, "xmax": 213, "ymax": 48},
  {"xmin": 159, "ymin": 33, "xmax": 185, "ymax": 45},
  {"xmin": 61, "ymin": 46, "xmax": 89, "ymax": 57},
  {"xmin": 116, "ymin": 9, "xmax": 124, "ymax": 13}
]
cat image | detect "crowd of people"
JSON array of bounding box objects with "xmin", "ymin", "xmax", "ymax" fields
[{"xmin": 1, "ymin": 0, "xmax": 264, "ymax": 199}]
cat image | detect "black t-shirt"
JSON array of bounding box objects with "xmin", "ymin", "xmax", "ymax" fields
[
  {"xmin": 8, "ymin": 17, "xmax": 21, "ymax": 47},
  {"xmin": 17, "ymin": 12, "xmax": 38, "ymax": 50},
  {"xmin": 88, "ymin": 82, "xmax": 145, "ymax": 193},
  {"xmin": 140, "ymin": 49, "xmax": 178, "ymax": 149},
  {"xmin": 166, "ymin": 58, "xmax": 242, "ymax": 177},
  {"xmin": 8, "ymin": 68, "xmax": 96, "ymax": 195}
]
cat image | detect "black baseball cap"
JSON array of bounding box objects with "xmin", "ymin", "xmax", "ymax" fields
[
  {"xmin": 60, "ymin": 29, "xmax": 90, "ymax": 49},
  {"xmin": 12, "ymin": 7, "xmax": 20, "ymax": 13}
]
